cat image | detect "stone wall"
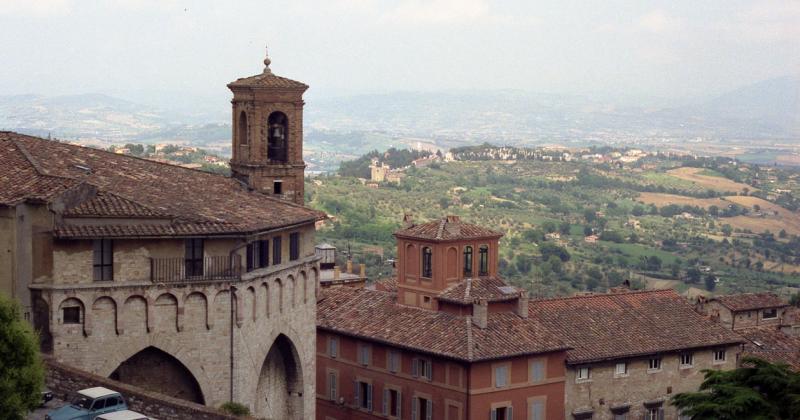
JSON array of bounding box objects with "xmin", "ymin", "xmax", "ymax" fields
[{"xmin": 44, "ymin": 355, "xmax": 239, "ymax": 420}]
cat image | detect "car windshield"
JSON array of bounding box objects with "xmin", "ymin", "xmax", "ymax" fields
[{"xmin": 70, "ymin": 395, "xmax": 92, "ymax": 409}]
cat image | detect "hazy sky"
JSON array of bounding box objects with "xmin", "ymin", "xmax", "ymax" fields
[{"xmin": 1, "ymin": 0, "xmax": 798, "ymax": 105}]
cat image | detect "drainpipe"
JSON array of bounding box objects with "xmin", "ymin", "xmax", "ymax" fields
[{"xmin": 230, "ymin": 285, "xmax": 238, "ymax": 402}]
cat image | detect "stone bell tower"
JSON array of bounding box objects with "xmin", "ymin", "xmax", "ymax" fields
[{"xmin": 228, "ymin": 47, "xmax": 308, "ymax": 205}]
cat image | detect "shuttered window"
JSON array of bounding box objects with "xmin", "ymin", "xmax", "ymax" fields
[{"xmin": 93, "ymin": 239, "xmax": 113, "ymax": 281}]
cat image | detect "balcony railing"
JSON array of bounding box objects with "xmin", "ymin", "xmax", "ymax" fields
[{"xmin": 150, "ymin": 255, "xmax": 241, "ymax": 283}]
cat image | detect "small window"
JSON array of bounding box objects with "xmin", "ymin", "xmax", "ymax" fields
[
  {"xmin": 648, "ymin": 357, "xmax": 662, "ymax": 371},
  {"xmin": 246, "ymin": 240, "xmax": 269, "ymax": 272},
  {"xmin": 388, "ymin": 350, "xmax": 400, "ymax": 373},
  {"xmin": 530, "ymin": 400, "xmax": 544, "ymax": 420},
  {"xmin": 495, "ymin": 365, "xmax": 509, "ymax": 388},
  {"xmin": 680, "ymin": 353, "xmax": 693, "ymax": 367},
  {"xmin": 615, "ymin": 362, "xmax": 627, "ymax": 376},
  {"xmin": 577, "ymin": 366, "xmax": 590, "ymax": 381},
  {"xmin": 423, "ymin": 295, "xmax": 431, "ymax": 304},
  {"xmin": 463, "ymin": 246, "xmax": 473, "ymax": 276},
  {"xmin": 289, "ymin": 232, "xmax": 300, "ymax": 261},
  {"xmin": 358, "ymin": 344, "xmax": 371, "ymax": 366},
  {"xmin": 185, "ymin": 238, "xmax": 204, "ymax": 277},
  {"xmin": 421, "ymin": 247, "xmax": 432, "ymax": 278},
  {"xmin": 413, "ymin": 358, "xmax": 432, "ymax": 381},
  {"xmin": 354, "ymin": 380, "xmax": 373, "ymax": 411},
  {"xmin": 383, "ymin": 388, "xmax": 401, "ymax": 417},
  {"xmin": 273, "ymin": 180, "xmax": 283, "ymax": 195},
  {"xmin": 412, "ymin": 397, "xmax": 432, "ymax": 420},
  {"xmin": 713, "ymin": 349, "xmax": 726, "ymax": 363},
  {"xmin": 530, "ymin": 360, "xmax": 545, "ymax": 382},
  {"xmin": 491, "ymin": 405, "xmax": 513, "ymax": 420},
  {"xmin": 613, "ymin": 411, "xmax": 629, "ymax": 420},
  {"xmin": 478, "ymin": 245, "xmax": 489, "ymax": 276},
  {"xmin": 272, "ymin": 236, "xmax": 282, "ymax": 265},
  {"xmin": 328, "ymin": 372, "xmax": 338, "ymax": 400},
  {"xmin": 763, "ymin": 308, "xmax": 778, "ymax": 319},
  {"xmin": 328, "ymin": 337, "xmax": 338, "ymax": 358},
  {"xmin": 92, "ymin": 239, "xmax": 113, "ymax": 281},
  {"xmin": 645, "ymin": 406, "xmax": 664, "ymax": 420},
  {"xmin": 63, "ymin": 307, "xmax": 81, "ymax": 324}
]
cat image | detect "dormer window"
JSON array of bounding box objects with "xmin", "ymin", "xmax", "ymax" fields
[
  {"xmin": 267, "ymin": 112, "xmax": 288, "ymax": 162},
  {"xmin": 421, "ymin": 247, "xmax": 432, "ymax": 278},
  {"xmin": 478, "ymin": 245, "xmax": 489, "ymax": 276},
  {"xmin": 463, "ymin": 246, "xmax": 473, "ymax": 276}
]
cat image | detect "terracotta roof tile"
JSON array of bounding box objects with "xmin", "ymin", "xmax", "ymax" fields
[
  {"xmin": 1, "ymin": 132, "xmax": 324, "ymax": 237},
  {"xmin": 711, "ymin": 292, "xmax": 788, "ymax": 312},
  {"xmin": 317, "ymin": 287, "xmax": 568, "ymax": 362},
  {"xmin": 227, "ymin": 71, "xmax": 308, "ymax": 90},
  {"xmin": 738, "ymin": 326, "xmax": 800, "ymax": 370},
  {"xmin": 394, "ymin": 216, "xmax": 503, "ymax": 241},
  {"xmin": 529, "ymin": 289, "xmax": 745, "ymax": 364},
  {"xmin": 437, "ymin": 276, "xmax": 521, "ymax": 304}
]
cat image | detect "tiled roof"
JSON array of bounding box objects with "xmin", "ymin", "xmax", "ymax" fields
[
  {"xmin": 738, "ymin": 326, "xmax": 800, "ymax": 370},
  {"xmin": 437, "ymin": 276, "xmax": 521, "ymax": 304},
  {"xmin": 227, "ymin": 71, "xmax": 308, "ymax": 90},
  {"xmin": 394, "ymin": 216, "xmax": 503, "ymax": 241},
  {"xmin": 529, "ymin": 289, "xmax": 745, "ymax": 364},
  {"xmin": 1, "ymin": 132, "xmax": 323, "ymax": 237},
  {"xmin": 317, "ymin": 287, "xmax": 568, "ymax": 362},
  {"xmin": 711, "ymin": 292, "xmax": 788, "ymax": 312}
]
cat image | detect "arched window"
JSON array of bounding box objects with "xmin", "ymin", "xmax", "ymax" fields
[
  {"xmin": 238, "ymin": 111, "xmax": 248, "ymax": 145},
  {"xmin": 478, "ymin": 245, "xmax": 489, "ymax": 276},
  {"xmin": 421, "ymin": 247, "xmax": 433, "ymax": 278},
  {"xmin": 267, "ymin": 112, "xmax": 288, "ymax": 162},
  {"xmin": 463, "ymin": 246, "xmax": 473, "ymax": 276}
]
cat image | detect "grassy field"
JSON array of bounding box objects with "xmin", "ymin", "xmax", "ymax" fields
[
  {"xmin": 667, "ymin": 167, "xmax": 756, "ymax": 193},
  {"xmin": 637, "ymin": 192, "xmax": 728, "ymax": 209}
]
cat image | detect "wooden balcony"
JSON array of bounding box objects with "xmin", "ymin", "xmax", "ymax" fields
[{"xmin": 149, "ymin": 255, "xmax": 241, "ymax": 283}]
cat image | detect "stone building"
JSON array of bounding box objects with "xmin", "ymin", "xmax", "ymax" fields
[
  {"xmin": 696, "ymin": 292, "xmax": 791, "ymax": 331},
  {"xmin": 316, "ymin": 216, "xmax": 571, "ymax": 420},
  {"xmin": 0, "ymin": 51, "xmax": 320, "ymax": 419},
  {"xmin": 530, "ymin": 290, "xmax": 744, "ymax": 420}
]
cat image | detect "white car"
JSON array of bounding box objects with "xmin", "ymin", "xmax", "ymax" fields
[{"xmin": 93, "ymin": 410, "xmax": 156, "ymax": 420}]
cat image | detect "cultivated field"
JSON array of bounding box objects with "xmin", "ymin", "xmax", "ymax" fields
[
  {"xmin": 723, "ymin": 196, "xmax": 800, "ymax": 236},
  {"xmin": 666, "ymin": 167, "xmax": 756, "ymax": 193},
  {"xmin": 637, "ymin": 192, "xmax": 729, "ymax": 209}
]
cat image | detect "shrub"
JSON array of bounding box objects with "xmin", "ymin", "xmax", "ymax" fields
[{"xmin": 220, "ymin": 401, "xmax": 251, "ymax": 417}]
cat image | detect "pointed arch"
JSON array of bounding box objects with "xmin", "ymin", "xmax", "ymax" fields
[
  {"xmin": 255, "ymin": 334, "xmax": 304, "ymax": 419},
  {"xmin": 110, "ymin": 346, "xmax": 205, "ymax": 404}
]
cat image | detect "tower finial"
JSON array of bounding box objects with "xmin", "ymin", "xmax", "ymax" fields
[{"xmin": 263, "ymin": 44, "xmax": 272, "ymax": 74}]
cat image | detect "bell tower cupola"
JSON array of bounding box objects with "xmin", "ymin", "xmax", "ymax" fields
[{"xmin": 228, "ymin": 46, "xmax": 309, "ymax": 205}]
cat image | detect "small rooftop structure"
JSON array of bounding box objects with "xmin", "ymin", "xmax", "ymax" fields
[{"xmin": 710, "ymin": 292, "xmax": 788, "ymax": 312}]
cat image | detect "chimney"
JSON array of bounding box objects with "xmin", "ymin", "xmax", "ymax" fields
[
  {"xmin": 472, "ymin": 299, "xmax": 488, "ymax": 329},
  {"xmin": 346, "ymin": 259, "xmax": 353, "ymax": 274},
  {"xmin": 333, "ymin": 266, "xmax": 340, "ymax": 280},
  {"xmin": 444, "ymin": 215, "xmax": 461, "ymax": 236},
  {"xmin": 516, "ymin": 291, "xmax": 529, "ymax": 319},
  {"xmin": 402, "ymin": 213, "xmax": 415, "ymax": 228},
  {"xmin": 359, "ymin": 263, "xmax": 366, "ymax": 277}
]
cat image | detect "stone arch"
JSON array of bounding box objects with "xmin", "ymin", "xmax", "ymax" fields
[
  {"xmin": 33, "ymin": 297, "xmax": 52, "ymax": 353},
  {"xmin": 261, "ymin": 282, "xmax": 270, "ymax": 318},
  {"xmin": 446, "ymin": 246, "xmax": 458, "ymax": 279},
  {"xmin": 246, "ymin": 286, "xmax": 257, "ymax": 322},
  {"xmin": 92, "ymin": 296, "xmax": 118, "ymax": 336},
  {"xmin": 110, "ymin": 346, "xmax": 205, "ymax": 404},
  {"xmin": 254, "ymin": 334, "xmax": 304, "ymax": 419},
  {"xmin": 238, "ymin": 110, "xmax": 248, "ymax": 146},
  {"xmin": 122, "ymin": 295, "xmax": 148, "ymax": 335},
  {"xmin": 267, "ymin": 111, "xmax": 288, "ymax": 162},
  {"xmin": 300, "ymin": 271, "xmax": 308, "ymax": 304},
  {"xmin": 310, "ymin": 267, "xmax": 319, "ymax": 300},
  {"xmin": 184, "ymin": 292, "xmax": 209, "ymax": 332},
  {"xmin": 276, "ymin": 278, "xmax": 284, "ymax": 314},
  {"xmin": 154, "ymin": 293, "xmax": 178, "ymax": 332},
  {"xmin": 287, "ymin": 275, "xmax": 296, "ymax": 307},
  {"xmin": 57, "ymin": 297, "xmax": 85, "ymax": 330},
  {"xmin": 213, "ymin": 289, "xmax": 232, "ymax": 329},
  {"xmin": 405, "ymin": 243, "xmax": 418, "ymax": 276}
]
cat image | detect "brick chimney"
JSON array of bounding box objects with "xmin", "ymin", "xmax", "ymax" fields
[
  {"xmin": 359, "ymin": 264, "xmax": 366, "ymax": 277},
  {"xmin": 444, "ymin": 215, "xmax": 461, "ymax": 236},
  {"xmin": 516, "ymin": 291, "xmax": 529, "ymax": 319},
  {"xmin": 472, "ymin": 299, "xmax": 488, "ymax": 329},
  {"xmin": 346, "ymin": 258, "xmax": 353, "ymax": 274},
  {"xmin": 333, "ymin": 266, "xmax": 340, "ymax": 280}
]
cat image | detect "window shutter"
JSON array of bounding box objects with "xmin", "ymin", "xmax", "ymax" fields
[
  {"xmin": 383, "ymin": 389, "xmax": 389, "ymax": 415},
  {"xmin": 260, "ymin": 240, "xmax": 269, "ymax": 267},
  {"xmin": 367, "ymin": 384, "xmax": 373, "ymax": 411},
  {"xmin": 531, "ymin": 401, "xmax": 544, "ymax": 420},
  {"xmin": 412, "ymin": 358, "xmax": 419, "ymax": 377},
  {"xmin": 412, "ymin": 397, "xmax": 418, "ymax": 420},
  {"xmin": 354, "ymin": 381, "xmax": 359, "ymax": 406},
  {"xmin": 426, "ymin": 399, "xmax": 432, "ymax": 420},
  {"xmin": 246, "ymin": 243, "xmax": 254, "ymax": 271},
  {"xmin": 657, "ymin": 408, "xmax": 665, "ymax": 420},
  {"xmin": 491, "ymin": 408, "xmax": 497, "ymax": 420},
  {"xmin": 508, "ymin": 405, "xmax": 513, "ymax": 420},
  {"xmin": 426, "ymin": 362, "xmax": 433, "ymax": 381},
  {"xmin": 398, "ymin": 392, "xmax": 402, "ymax": 418}
]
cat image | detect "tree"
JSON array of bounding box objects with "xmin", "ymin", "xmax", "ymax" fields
[
  {"xmin": 0, "ymin": 295, "xmax": 45, "ymax": 420},
  {"xmin": 687, "ymin": 268, "xmax": 702, "ymax": 284},
  {"xmin": 704, "ymin": 274, "xmax": 717, "ymax": 291},
  {"xmin": 722, "ymin": 224, "xmax": 733, "ymax": 237},
  {"xmin": 559, "ymin": 221, "xmax": 571, "ymax": 235},
  {"xmin": 672, "ymin": 357, "xmax": 800, "ymax": 420}
]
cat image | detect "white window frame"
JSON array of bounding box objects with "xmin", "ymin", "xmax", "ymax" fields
[
  {"xmin": 713, "ymin": 349, "xmax": 726, "ymax": 363},
  {"xmin": 388, "ymin": 350, "xmax": 400, "ymax": 373},
  {"xmin": 648, "ymin": 357, "xmax": 662, "ymax": 372},
  {"xmin": 529, "ymin": 399, "xmax": 545, "ymax": 420},
  {"xmin": 614, "ymin": 362, "xmax": 627, "ymax": 376},
  {"xmin": 328, "ymin": 372, "xmax": 337, "ymax": 401},
  {"xmin": 679, "ymin": 352, "xmax": 694, "ymax": 368},
  {"xmin": 328, "ymin": 337, "xmax": 338, "ymax": 358},
  {"xmin": 494, "ymin": 365, "xmax": 509, "ymax": 388},
  {"xmin": 576, "ymin": 366, "xmax": 590, "ymax": 381},
  {"xmin": 530, "ymin": 359, "xmax": 546, "ymax": 383},
  {"xmin": 358, "ymin": 343, "xmax": 371, "ymax": 366}
]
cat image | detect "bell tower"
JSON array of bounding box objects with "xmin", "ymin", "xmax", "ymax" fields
[{"xmin": 228, "ymin": 47, "xmax": 308, "ymax": 205}]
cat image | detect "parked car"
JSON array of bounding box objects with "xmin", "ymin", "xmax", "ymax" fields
[
  {"xmin": 45, "ymin": 387, "xmax": 127, "ymax": 420},
  {"xmin": 94, "ymin": 410, "xmax": 155, "ymax": 420},
  {"xmin": 41, "ymin": 389, "xmax": 54, "ymax": 406}
]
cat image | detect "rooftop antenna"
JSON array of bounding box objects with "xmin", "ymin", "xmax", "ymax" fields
[{"xmin": 263, "ymin": 44, "xmax": 272, "ymax": 74}]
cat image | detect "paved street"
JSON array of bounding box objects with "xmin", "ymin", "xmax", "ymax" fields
[{"xmin": 27, "ymin": 395, "xmax": 66, "ymax": 420}]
